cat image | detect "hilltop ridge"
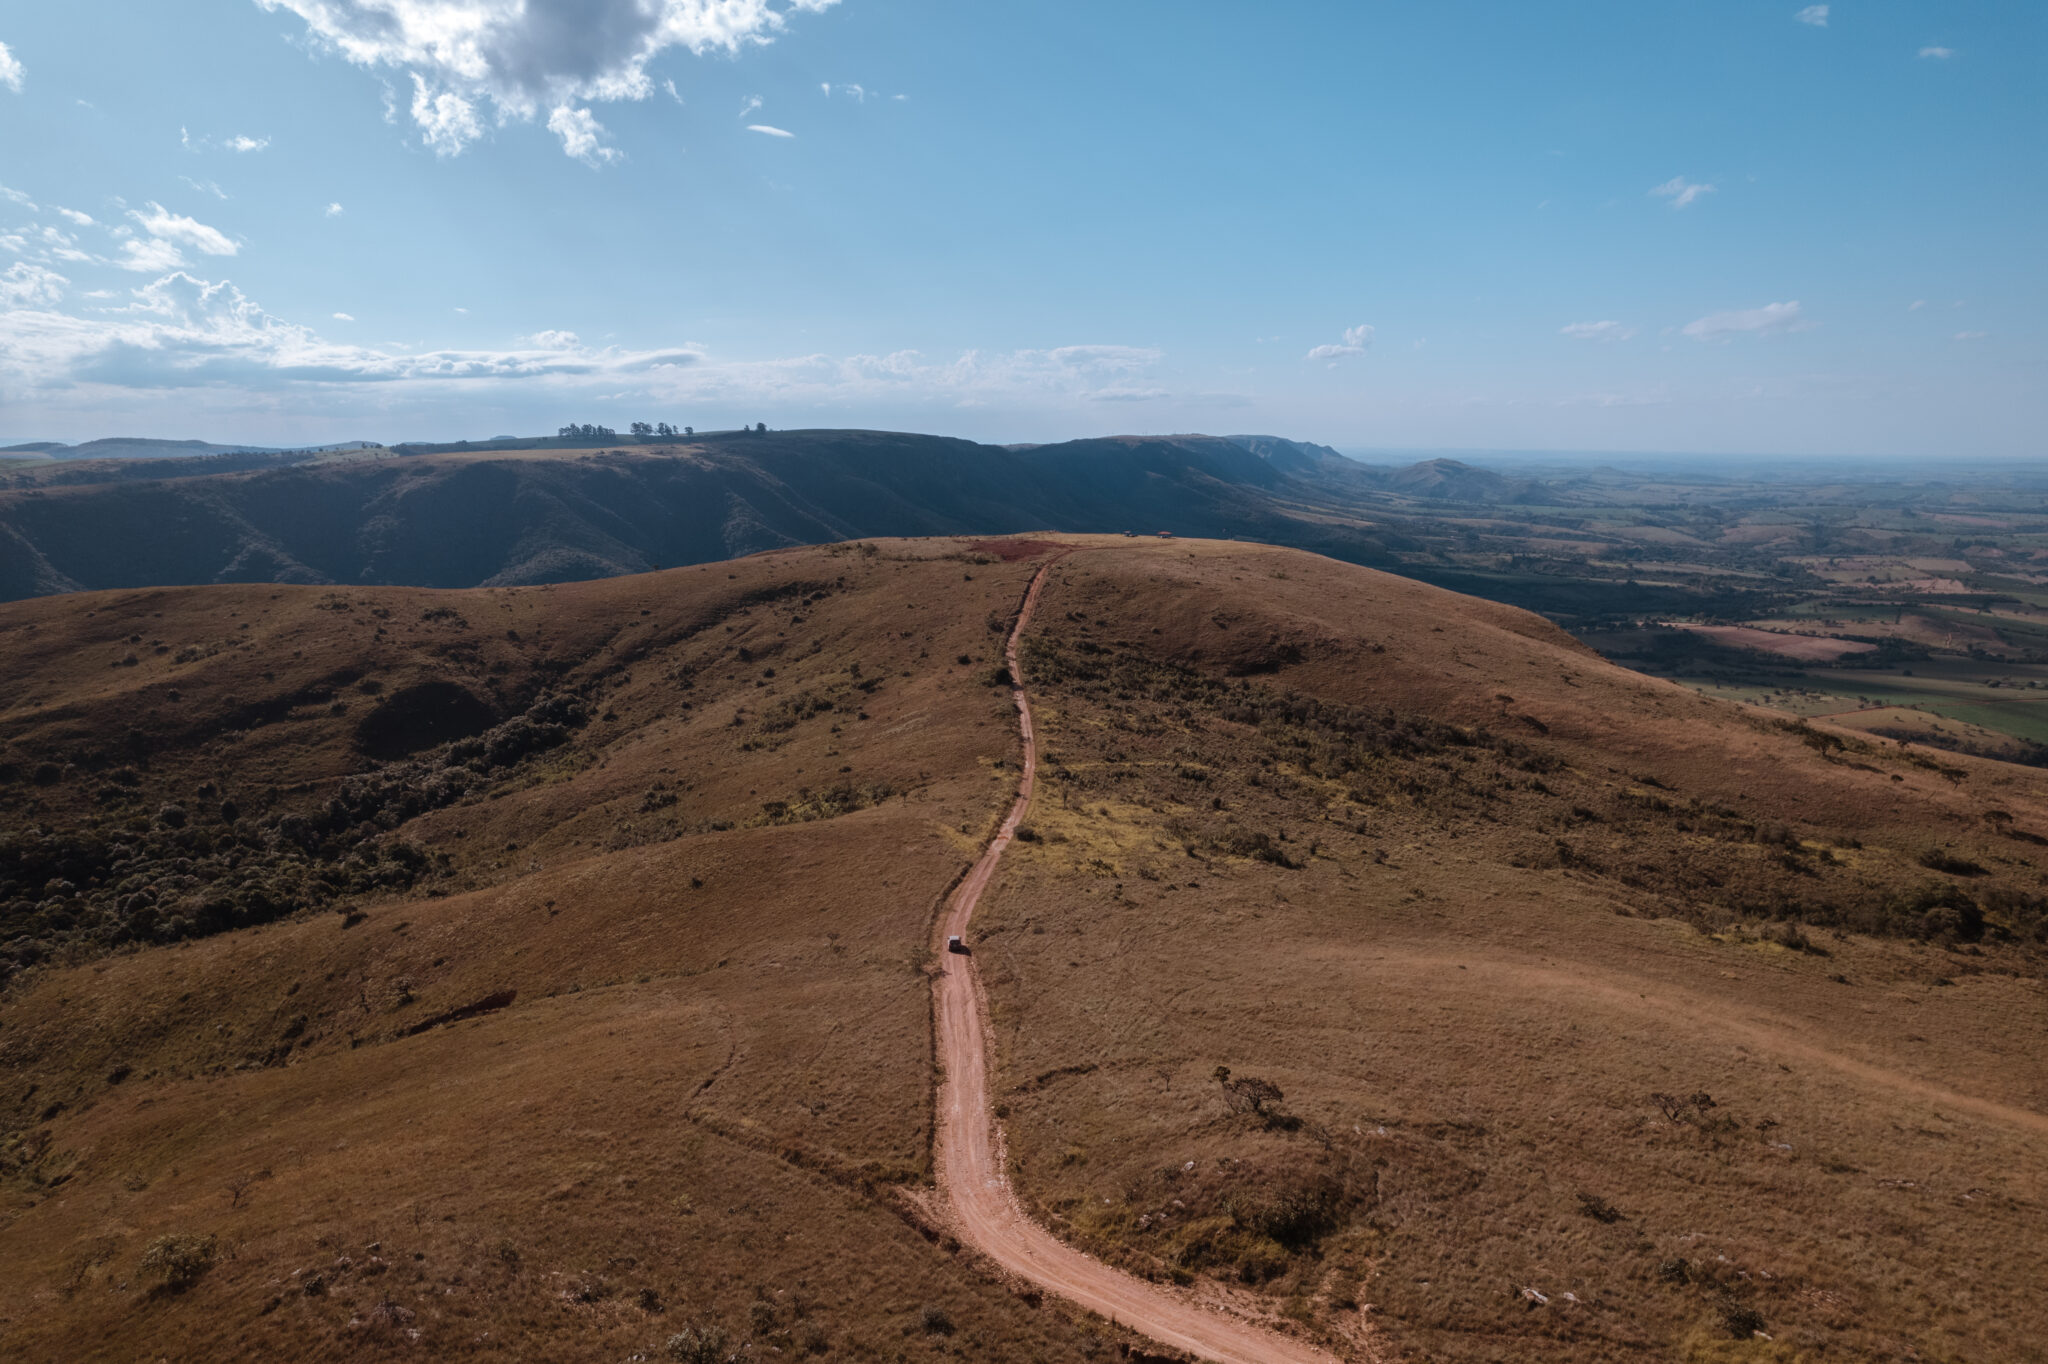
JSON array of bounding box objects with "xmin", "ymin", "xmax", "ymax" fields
[{"xmin": 1, "ymin": 536, "xmax": 2044, "ymax": 1361}]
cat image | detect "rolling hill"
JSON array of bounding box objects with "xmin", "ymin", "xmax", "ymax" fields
[
  {"xmin": 2, "ymin": 536, "xmax": 2043, "ymax": 1361},
  {"xmin": 0, "ymin": 430, "xmax": 1406, "ymax": 603}
]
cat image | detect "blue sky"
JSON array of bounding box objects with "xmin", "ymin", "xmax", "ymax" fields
[{"xmin": 0, "ymin": 1, "xmax": 2040, "ymax": 455}]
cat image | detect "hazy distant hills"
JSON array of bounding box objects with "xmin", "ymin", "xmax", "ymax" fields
[
  {"xmin": 0, "ymin": 429, "xmax": 1461, "ymax": 601},
  {"xmin": 2, "ymin": 437, "xmax": 382, "ymax": 462}
]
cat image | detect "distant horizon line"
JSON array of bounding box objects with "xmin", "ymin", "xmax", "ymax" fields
[{"xmin": 3, "ymin": 428, "xmax": 2039, "ymax": 470}]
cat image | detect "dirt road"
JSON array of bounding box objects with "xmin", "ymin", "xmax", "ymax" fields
[{"xmin": 932, "ymin": 559, "xmax": 1343, "ymax": 1364}]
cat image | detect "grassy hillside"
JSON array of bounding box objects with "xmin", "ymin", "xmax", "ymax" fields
[
  {"xmin": 0, "ymin": 431, "xmax": 1391, "ymax": 602},
  {"xmin": 1, "ymin": 537, "xmax": 2044, "ymax": 1361}
]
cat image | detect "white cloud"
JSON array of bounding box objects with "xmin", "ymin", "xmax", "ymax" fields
[
  {"xmin": 1306, "ymin": 324, "xmax": 1373, "ymax": 361},
  {"xmin": 180, "ymin": 176, "xmax": 229, "ymax": 200},
  {"xmin": 228, "ymin": 135, "xmax": 271, "ymax": 153},
  {"xmin": 325, "ymin": 202, "xmax": 345, "ymax": 216},
  {"xmin": 0, "ymin": 183, "xmax": 36, "ymax": 209},
  {"xmin": 547, "ymin": 105, "xmax": 620, "ymax": 165},
  {"xmin": 524, "ymin": 330, "xmax": 581, "ymax": 349},
  {"xmin": 410, "ymin": 76, "xmax": 484, "ymax": 155},
  {"xmin": 1918, "ymin": 46, "xmax": 1955, "ymax": 59},
  {"xmin": 0, "ymin": 269, "xmax": 701, "ymax": 391},
  {"xmin": 54, "ymin": 207, "xmax": 95, "ymax": 227},
  {"xmin": 114, "ymin": 237, "xmax": 187, "ymax": 273},
  {"xmin": 332, "ymin": 311, "xmax": 355, "ymax": 321},
  {"xmin": 129, "ymin": 202, "xmax": 239, "ymax": 257},
  {"xmin": 0, "ymin": 262, "xmax": 66, "ymax": 308},
  {"xmin": 257, "ymin": 0, "xmax": 837, "ymax": 159},
  {"xmin": 0, "ymin": 41, "xmax": 23, "ymax": 94},
  {"xmin": 1561, "ymin": 320, "xmax": 1637, "ymax": 342},
  {"xmin": 1794, "ymin": 5, "xmax": 1828, "ymax": 27},
  {"xmin": 1650, "ymin": 176, "xmax": 1715, "ymax": 209},
  {"xmin": 1681, "ymin": 301, "xmax": 1812, "ymax": 341},
  {"xmin": 748, "ymin": 124, "xmax": 794, "ymax": 138},
  {"xmin": 740, "ymin": 94, "xmax": 763, "ymax": 118},
  {"xmin": 1954, "ymin": 331, "xmax": 1987, "ymax": 341}
]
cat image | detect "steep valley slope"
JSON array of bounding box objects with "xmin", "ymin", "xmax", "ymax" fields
[
  {"xmin": 0, "ymin": 432, "xmax": 1386, "ymax": 603},
  {"xmin": 1, "ymin": 537, "xmax": 2044, "ymax": 1362}
]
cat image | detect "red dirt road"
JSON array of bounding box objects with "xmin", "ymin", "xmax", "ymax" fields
[{"xmin": 932, "ymin": 560, "xmax": 1343, "ymax": 1364}]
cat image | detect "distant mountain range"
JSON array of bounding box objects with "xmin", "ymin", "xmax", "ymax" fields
[
  {"xmin": 2, "ymin": 437, "xmax": 383, "ymax": 462},
  {"xmin": 0, "ymin": 428, "xmax": 1565, "ymax": 602}
]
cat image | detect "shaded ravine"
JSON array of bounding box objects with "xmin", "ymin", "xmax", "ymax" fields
[{"xmin": 932, "ymin": 557, "xmax": 1345, "ymax": 1364}]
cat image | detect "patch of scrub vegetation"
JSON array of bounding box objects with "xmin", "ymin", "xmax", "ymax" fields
[{"xmin": 0, "ymin": 692, "xmax": 590, "ymax": 981}]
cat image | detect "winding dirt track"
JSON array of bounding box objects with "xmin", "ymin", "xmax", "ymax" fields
[{"xmin": 932, "ymin": 559, "xmax": 1342, "ymax": 1364}]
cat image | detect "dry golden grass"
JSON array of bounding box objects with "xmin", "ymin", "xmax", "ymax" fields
[
  {"xmin": 0, "ymin": 540, "xmax": 1118, "ymax": 1361},
  {"xmin": 3, "ymin": 535, "xmax": 2044, "ymax": 1362},
  {"xmin": 972, "ymin": 541, "xmax": 2048, "ymax": 1361}
]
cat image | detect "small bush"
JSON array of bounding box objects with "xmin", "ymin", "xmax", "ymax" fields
[
  {"xmin": 1918, "ymin": 846, "xmax": 1986, "ymax": 877},
  {"xmin": 140, "ymin": 1234, "xmax": 217, "ymax": 1291},
  {"xmin": 918, "ymin": 1304, "xmax": 955, "ymax": 1336},
  {"xmin": 1576, "ymin": 1191, "xmax": 1623, "ymax": 1223},
  {"xmin": 666, "ymin": 1324, "xmax": 729, "ymax": 1363},
  {"xmin": 1721, "ymin": 1303, "xmax": 1766, "ymax": 1338}
]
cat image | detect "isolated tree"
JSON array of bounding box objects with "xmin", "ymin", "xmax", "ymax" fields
[
  {"xmin": 684, "ymin": 426, "xmax": 694, "ymax": 436},
  {"xmin": 755, "ymin": 421, "xmax": 767, "ymax": 433},
  {"xmin": 630, "ymin": 421, "xmax": 653, "ymax": 436},
  {"xmin": 1213, "ymin": 1065, "xmax": 1284, "ymax": 1117}
]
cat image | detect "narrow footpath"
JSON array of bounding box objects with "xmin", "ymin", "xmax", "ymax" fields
[{"xmin": 932, "ymin": 559, "xmax": 1343, "ymax": 1364}]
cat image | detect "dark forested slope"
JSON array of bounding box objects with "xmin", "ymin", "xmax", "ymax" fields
[{"xmin": 0, "ymin": 430, "xmax": 1397, "ymax": 601}]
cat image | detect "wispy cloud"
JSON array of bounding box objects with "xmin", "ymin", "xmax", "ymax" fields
[
  {"xmin": 1681, "ymin": 301, "xmax": 1812, "ymax": 341},
  {"xmin": 54, "ymin": 207, "xmax": 95, "ymax": 227},
  {"xmin": 1908, "ymin": 299, "xmax": 1927, "ymax": 311},
  {"xmin": 1918, "ymin": 45, "xmax": 1955, "ymax": 59},
  {"xmin": 129, "ymin": 203, "xmax": 239, "ymax": 257},
  {"xmin": 0, "ymin": 262, "xmax": 66, "ymax": 307},
  {"xmin": 1, "ymin": 183, "xmax": 37, "ymax": 209},
  {"xmin": 0, "ymin": 41, "xmax": 23, "ymax": 93},
  {"xmin": 748, "ymin": 124, "xmax": 795, "ymax": 138},
  {"xmin": 114, "ymin": 237, "xmax": 187, "ymax": 273},
  {"xmin": 1306, "ymin": 324, "xmax": 1373, "ymax": 362},
  {"xmin": 1650, "ymin": 176, "xmax": 1715, "ymax": 209},
  {"xmin": 180, "ymin": 176, "xmax": 229, "ymax": 200},
  {"xmin": 0, "ymin": 269, "xmax": 702, "ymax": 390},
  {"xmin": 547, "ymin": 105, "xmax": 620, "ymax": 165},
  {"xmin": 325, "ymin": 202, "xmax": 345, "ymax": 217},
  {"xmin": 410, "ymin": 76, "xmax": 485, "ymax": 155},
  {"xmin": 822, "ymin": 82, "xmax": 869, "ymax": 101},
  {"xmin": 1794, "ymin": 5, "xmax": 1829, "ymax": 27},
  {"xmin": 1953, "ymin": 331, "xmax": 1987, "ymax": 341},
  {"xmin": 256, "ymin": 0, "xmax": 838, "ymax": 159},
  {"xmin": 1560, "ymin": 320, "xmax": 1637, "ymax": 342},
  {"xmin": 332, "ymin": 311, "xmax": 355, "ymax": 321},
  {"xmin": 228, "ymin": 135, "xmax": 271, "ymax": 153}
]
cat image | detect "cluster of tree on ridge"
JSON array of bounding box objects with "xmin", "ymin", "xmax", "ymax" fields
[{"xmin": 557, "ymin": 422, "xmax": 772, "ymax": 439}]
